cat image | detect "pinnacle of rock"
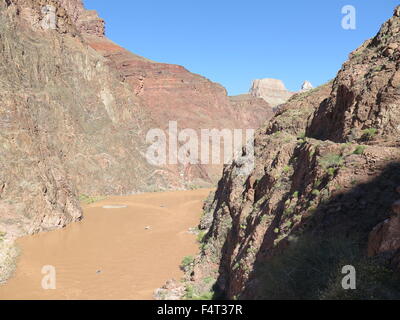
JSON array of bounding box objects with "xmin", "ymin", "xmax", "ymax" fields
[
  {"xmin": 249, "ymin": 78, "xmax": 294, "ymax": 107},
  {"xmin": 301, "ymin": 80, "xmax": 314, "ymax": 92}
]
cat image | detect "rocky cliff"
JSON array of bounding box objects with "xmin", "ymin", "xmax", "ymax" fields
[
  {"xmin": 179, "ymin": 6, "xmax": 400, "ymax": 300},
  {"xmin": 80, "ymin": 11, "xmax": 273, "ymax": 186},
  {"xmin": 250, "ymin": 78, "xmax": 295, "ymax": 108},
  {"xmin": 308, "ymin": 7, "xmax": 400, "ymax": 143},
  {"xmin": 0, "ymin": 0, "xmax": 160, "ymax": 239},
  {"xmin": 0, "ymin": 0, "xmax": 272, "ymax": 242}
]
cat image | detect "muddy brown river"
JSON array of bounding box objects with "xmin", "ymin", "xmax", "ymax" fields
[{"xmin": 0, "ymin": 189, "xmax": 212, "ymax": 300}]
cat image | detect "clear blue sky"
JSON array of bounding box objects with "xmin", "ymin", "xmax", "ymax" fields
[{"xmin": 84, "ymin": 0, "xmax": 398, "ymax": 95}]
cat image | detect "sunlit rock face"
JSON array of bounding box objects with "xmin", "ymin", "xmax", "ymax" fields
[
  {"xmin": 0, "ymin": 0, "xmax": 273, "ymax": 240},
  {"xmin": 181, "ymin": 6, "xmax": 400, "ymax": 301},
  {"xmin": 249, "ymin": 78, "xmax": 295, "ymax": 107},
  {"xmin": 301, "ymin": 80, "xmax": 314, "ymax": 92}
]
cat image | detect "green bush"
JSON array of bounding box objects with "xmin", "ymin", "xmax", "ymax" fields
[
  {"xmin": 312, "ymin": 189, "xmax": 321, "ymax": 196},
  {"xmin": 298, "ymin": 132, "xmax": 306, "ymax": 139},
  {"xmin": 361, "ymin": 128, "xmax": 377, "ymax": 141},
  {"xmin": 197, "ymin": 231, "xmax": 207, "ymax": 243},
  {"xmin": 203, "ymin": 276, "xmax": 216, "ymax": 285},
  {"xmin": 353, "ymin": 146, "xmax": 366, "ymax": 155},
  {"xmin": 319, "ymin": 153, "xmax": 344, "ymax": 169},
  {"xmin": 327, "ymin": 167, "xmax": 337, "ymax": 177},
  {"xmin": 79, "ymin": 194, "xmax": 105, "ymax": 204},
  {"xmin": 184, "ymin": 284, "xmax": 215, "ymax": 300},
  {"xmin": 181, "ymin": 256, "xmax": 195, "ymax": 270},
  {"xmin": 283, "ymin": 165, "xmax": 293, "ymax": 174}
]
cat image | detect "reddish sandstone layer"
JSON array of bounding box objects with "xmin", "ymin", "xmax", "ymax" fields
[
  {"xmin": 83, "ymin": 26, "xmax": 273, "ymax": 185},
  {"xmin": 53, "ymin": 0, "xmax": 274, "ymax": 185},
  {"xmin": 86, "ymin": 36, "xmax": 272, "ymax": 131}
]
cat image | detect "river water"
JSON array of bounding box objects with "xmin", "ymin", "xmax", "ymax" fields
[{"xmin": 0, "ymin": 189, "xmax": 212, "ymax": 300}]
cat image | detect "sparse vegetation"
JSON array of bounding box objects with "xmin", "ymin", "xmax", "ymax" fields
[
  {"xmin": 361, "ymin": 128, "xmax": 378, "ymax": 141},
  {"xmin": 257, "ymin": 236, "xmax": 400, "ymax": 300},
  {"xmin": 319, "ymin": 153, "xmax": 344, "ymax": 169},
  {"xmin": 283, "ymin": 207, "xmax": 294, "ymax": 217},
  {"xmin": 297, "ymin": 132, "xmax": 306, "ymax": 139},
  {"xmin": 197, "ymin": 231, "xmax": 207, "ymax": 243},
  {"xmin": 371, "ymin": 65, "xmax": 384, "ymax": 73},
  {"xmin": 181, "ymin": 256, "xmax": 195, "ymax": 270},
  {"xmin": 312, "ymin": 189, "xmax": 321, "ymax": 196},
  {"xmin": 203, "ymin": 276, "xmax": 216, "ymax": 285},
  {"xmin": 184, "ymin": 283, "xmax": 215, "ymax": 300},
  {"xmin": 353, "ymin": 145, "xmax": 366, "ymax": 155},
  {"xmin": 79, "ymin": 194, "xmax": 106, "ymax": 204},
  {"xmin": 327, "ymin": 167, "xmax": 337, "ymax": 177}
]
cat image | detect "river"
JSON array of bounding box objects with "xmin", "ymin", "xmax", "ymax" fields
[{"xmin": 0, "ymin": 189, "xmax": 212, "ymax": 300}]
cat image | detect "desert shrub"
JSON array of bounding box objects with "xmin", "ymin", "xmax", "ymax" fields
[
  {"xmin": 312, "ymin": 189, "xmax": 321, "ymax": 196},
  {"xmin": 319, "ymin": 153, "xmax": 343, "ymax": 169},
  {"xmin": 184, "ymin": 284, "xmax": 215, "ymax": 300},
  {"xmin": 79, "ymin": 194, "xmax": 105, "ymax": 204},
  {"xmin": 181, "ymin": 256, "xmax": 195, "ymax": 270},
  {"xmin": 353, "ymin": 146, "xmax": 366, "ymax": 155},
  {"xmin": 197, "ymin": 231, "xmax": 207, "ymax": 243},
  {"xmin": 361, "ymin": 128, "xmax": 377, "ymax": 141}
]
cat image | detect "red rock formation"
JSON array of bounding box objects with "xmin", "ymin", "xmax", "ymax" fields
[
  {"xmin": 85, "ymin": 36, "xmax": 271, "ymax": 131},
  {"xmin": 308, "ymin": 7, "xmax": 400, "ymax": 143},
  {"xmin": 0, "ymin": 0, "xmax": 273, "ymax": 246},
  {"xmin": 58, "ymin": 0, "xmax": 105, "ymax": 36},
  {"xmin": 83, "ymin": 22, "xmax": 274, "ymax": 186}
]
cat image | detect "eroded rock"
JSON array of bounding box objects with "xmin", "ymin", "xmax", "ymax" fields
[{"xmin": 250, "ymin": 78, "xmax": 295, "ymax": 107}]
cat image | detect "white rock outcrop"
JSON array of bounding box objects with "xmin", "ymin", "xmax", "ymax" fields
[
  {"xmin": 249, "ymin": 79, "xmax": 294, "ymax": 107},
  {"xmin": 301, "ymin": 80, "xmax": 314, "ymax": 92}
]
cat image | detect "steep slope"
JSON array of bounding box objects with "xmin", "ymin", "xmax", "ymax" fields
[
  {"xmin": 0, "ymin": 0, "xmax": 163, "ymax": 240},
  {"xmin": 229, "ymin": 94, "xmax": 273, "ymax": 124},
  {"xmin": 74, "ymin": 1, "xmax": 274, "ymax": 186},
  {"xmin": 308, "ymin": 7, "xmax": 400, "ymax": 144},
  {"xmin": 0, "ymin": 0, "xmax": 274, "ymax": 244},
  {"xmin": 85, "ymin": 36, "xmax": 271, "ymax": 132},
  {"xmin": 179, "ymin": 7, "xmax": 400, "ymax": 300}
]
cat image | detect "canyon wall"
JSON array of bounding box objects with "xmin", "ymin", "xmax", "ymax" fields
[
  {"xmin": 0, "ymin": 0, "xmax": 159, "ymax": 238},
  {"xmin": 0, "ymin": 0, "xmax": 272, "ymax": 240},
  {"xmin": 180, "ymin": 6, "xmax": 400, "ymax": 300}
]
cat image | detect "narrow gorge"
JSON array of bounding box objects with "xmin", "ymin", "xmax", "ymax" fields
[
  {"xmin": 170, "ymin": 6, "xmax": 400, "ymax": 300},
  {"xmin": 1, "ymin": 0, "xmax": 400, "ymax": 301}
]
